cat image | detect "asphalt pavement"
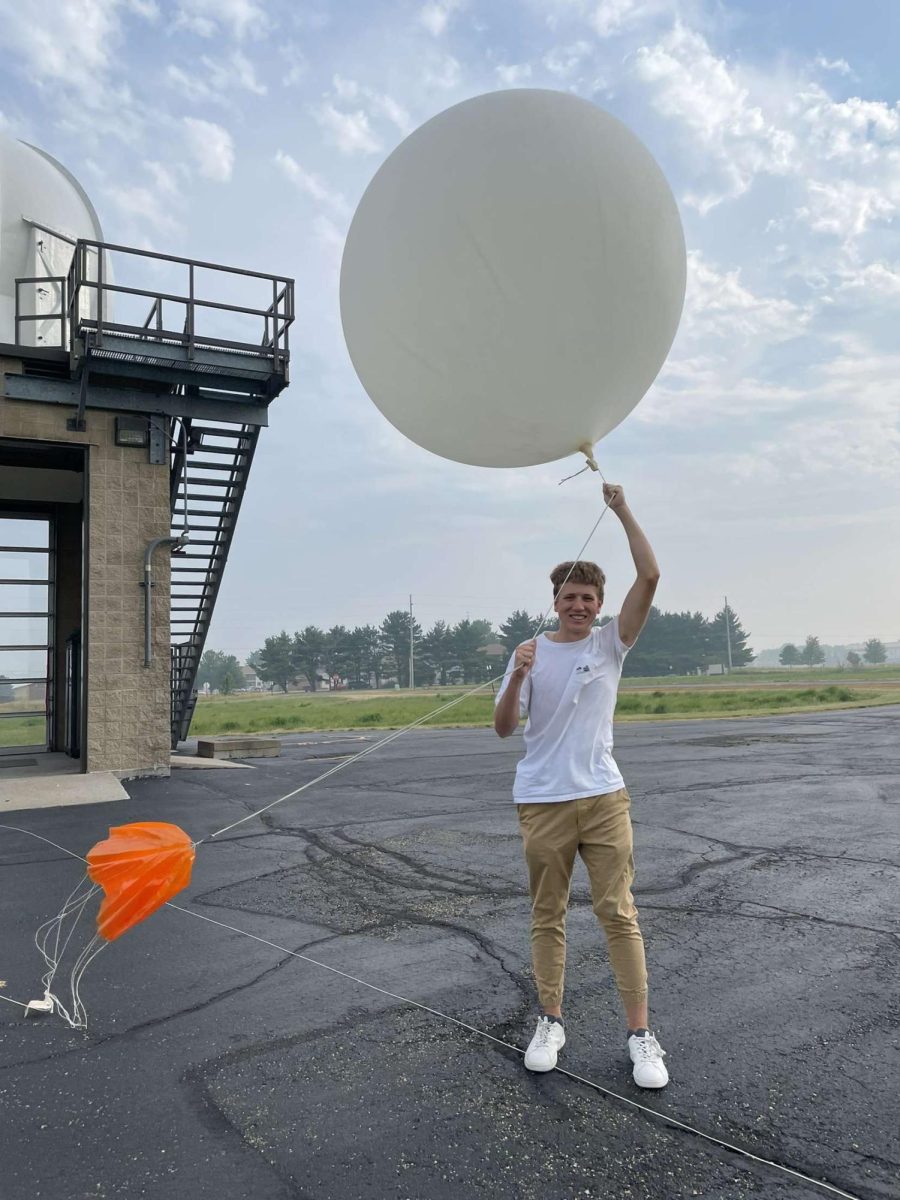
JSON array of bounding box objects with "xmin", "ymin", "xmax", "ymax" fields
[{"xmin": 1, "ymin": 707, "xmax": 898, "ymax": 1200}]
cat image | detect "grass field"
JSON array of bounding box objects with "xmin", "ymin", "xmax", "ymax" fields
[
  {"xmin": 0, "ymin": 704, "xmax": 46, "ymax": 749},
  {"xmin": 188, "ymin": 679, "xmax": 900, "ymax": 737}
]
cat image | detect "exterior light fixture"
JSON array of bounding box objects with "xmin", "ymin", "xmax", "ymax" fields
[{"xmin": 114, "ymin": 416, "xmax": 150, "ymax": 447}]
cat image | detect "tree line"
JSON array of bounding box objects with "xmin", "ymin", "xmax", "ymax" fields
[
  {"xmin": 196, "ymin": 603, "xmax": 758, "ymax": 693},
  {"xmin": 778, "ymin": 637, "xmax": 888, "ymax": 668}
]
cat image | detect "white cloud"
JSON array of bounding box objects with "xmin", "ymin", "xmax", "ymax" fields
[
  {"xmin": 836, "ymin": 262, "xmax": 900, "ymax": 297},
  {"xmin": 591, "ymin": 0, "xmax": 665, "ymax": 38},
  {"xmin": 799, "ymin": 179, "xmax": 896, "ymax": 241},
  {"xmin": 182, "ymin": 117, "xmax": 235, "ymax": 181},
  {"xmin": 543, "ymin": 40, "xmax": 591, "ymax": 78},
  {"xmin": 104, "ymin": 183, "xmax": 180, "ymax": 235},
  {"xmin": 174, "ymin": 11, "xmax": 215, "ymax": 35},
  {"xmin": 167, "ymin": 50, "xmax": 268, "ymax": 100},
  {"xmin": 166, "ymin": 64, "xmax": 218, "ymax": 103},
  {"xmin": 333, "ymin": 75, "xmax": 361, "ymax": 102},
  {"xmin": 635, "ymin": 23, "xmax": 796, "ymax": 211},
  {"xmin": 280, "ymin": 42, "xmax": 307, "ymax": 87},
  {"xmin": 419, "ymin": 0, "xmax": 464, "ymax": 36},
  {"xmin": 174, "ymin": 0, "xmax": 267, "ymax": 39},
  {"xmin": 312, "ymin": 213, "xmax": 346, "ymax": 261},
  {"xmin": 230, "ymin": 50, "xmax": 267, "ymax": 94},
  {"xmin": 0, "ymin": 0, "xmax": 121, "ymax": 108},
  {"xmin": 329, "ymin": 77, "xmax": 411, "ymax": 135},
  {"xmin": 315, "ymin": 103, "xmax": 382, "ymax": 156},
  {"xmin": 125, "ymin": 0, "xmax": 160, "ymax": 17},
  {"xmin": 273, "ymin": 151, "xmax": 349, "ymax": 216},
  {"xmin": 371, "ymin": 93, "xmax": 413, "ymax": 135},
  {"xmin": 423, "ymin": 54, "xmax": 462, "ymax": 90},
  {"xmin": 144, "ymin": 160, "xmax": 180, "ymax": 195},
  {"xmin": 798, "ymin": 89, "xmax": 900, "ymax": 162},
  {"xmin": 814, "ymin": 55, "xmax": 852, "ymax": 77},
  {"xmin": 683, "ymin": 252, "xmax": 810, "ymax": 342},
  {"xmin": 496, "ymin": 63, "xmax": 533, "ymax": 87}
]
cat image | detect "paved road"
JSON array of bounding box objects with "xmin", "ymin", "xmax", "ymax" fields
[{"xmin": 1, "ymin": 707, "xmax": 898, "ymax": 1200}]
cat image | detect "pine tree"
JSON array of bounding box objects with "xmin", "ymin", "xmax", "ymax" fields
[
  {"xmin": 450, "ymin": 618, "xmax": 495, "ymax": 683},
  {"xmin": 710, "ymin": 606, "xmax": 754, "ymax": 667},
  {"xmin": 293, "ymin": 626, "xmax": 327, "ymax": 690},
  {"xmin": 498, "ymin": 610, "xmax": 538, "ymax": 654},
  {"xmin": 421, "ymin": 620, "xmax": 453, "ymax": 686},
  {"xmin": 800, "ymin": 635, "xmax": 825, "ymax": 667},
  {"xmin": 381, "ymin": 610, "xmax": 423, "ymax": 687},
  {"xmin": 323, "ymin": 625, "xmax": 352, "ymax": 684},
  {"xmin": 253, "ymin": 632, "xmax": 296, "ymax": 692}
]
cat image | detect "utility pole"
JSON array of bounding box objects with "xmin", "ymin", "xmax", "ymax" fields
[
  {"xmin": 409, "ymin": 594, "xmax": 415, "ymax": 690},
  {"xmin": 724, "ymin": 595, "xmax": 733, "ymax": 672}
]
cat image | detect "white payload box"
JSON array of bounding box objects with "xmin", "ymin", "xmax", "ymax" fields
[{"xmin": 0, "ymin": 133, "xmax": 105, "ymax": 348}]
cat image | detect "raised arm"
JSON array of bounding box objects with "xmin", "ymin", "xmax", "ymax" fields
[{"xmin": 604, "ymin": 484, "xmax": 660, "ymax": 648}]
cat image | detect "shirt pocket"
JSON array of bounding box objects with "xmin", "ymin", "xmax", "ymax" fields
[{"xmin": 571, "ymin": 661, "xmax": 606, "ymax": 705}]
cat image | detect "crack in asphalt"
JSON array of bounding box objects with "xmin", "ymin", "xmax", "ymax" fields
[
  {"xmin": 632, "ymin": 819, "xmax": 900, "ymax": 870},
  {"xmin": 0, "ymin": 930, "xmax": 345, "ymax": 1074},
  {"xmin": 635, "ymin": 900, "xmax": 900, "ymax": 948}
]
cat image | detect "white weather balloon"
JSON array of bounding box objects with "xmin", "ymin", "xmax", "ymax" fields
[{"xmin": 340, "ymin": 88, "xmax": 686, "ymax": 469}]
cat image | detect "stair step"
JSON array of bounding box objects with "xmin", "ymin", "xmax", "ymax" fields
[
  {"xmin": 179, "ymin": 480, "xmax": 239, "ymax": 490},
  {"xmin": 172, "ymin": 508, "xmax": 234, "ymax": 518},
  {"xmin": 191, "ymin": 425, "xmax": 247, "ymax": 439},
  {"xmin": 189, "ymin": 444, "xmax": 249, "ymax": 456},
  {"xmin": 173, "ymin": 491, "xmax": 237, "ymax": 501},
  {"xmin": 186, "ymin": 461, "xmax": 249, "ymax": 473}
]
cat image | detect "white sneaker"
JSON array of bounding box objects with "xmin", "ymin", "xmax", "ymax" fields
[
  {"xmin": 628, "ymin": 1030, "xmax": 669, "ymax": 1088},
  {"xmin": 524, "ymin": 1016, "xmax": 566, "ymax": 1072}
]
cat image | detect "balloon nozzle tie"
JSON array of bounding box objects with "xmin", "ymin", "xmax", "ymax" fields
[{"xmin": 578, "ymin": 443, "xmax": 600, "ymax": 473}]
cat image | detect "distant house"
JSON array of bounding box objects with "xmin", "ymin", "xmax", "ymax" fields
[{"xmin": 241, "ymin": 664, "xmax": 265, "ymax": 691}]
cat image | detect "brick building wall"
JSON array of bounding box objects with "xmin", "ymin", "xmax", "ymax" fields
[{"xmin": 0, "ymin": 358, "xmax": 173, "ymax": 777}]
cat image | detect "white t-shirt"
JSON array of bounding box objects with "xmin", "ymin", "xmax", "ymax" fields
[{"xmin": 495, "ymin": 618, "xmax": 629, "ymax": 803}]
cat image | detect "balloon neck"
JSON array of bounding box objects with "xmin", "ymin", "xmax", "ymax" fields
[{"xmin": 578, "ymin": 442, "xmax": 600, "ymax": 472}]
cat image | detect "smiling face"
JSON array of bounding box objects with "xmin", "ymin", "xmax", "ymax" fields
[{"xmin": 553, "ymin": 581, "xmax": 602, "ymax": 641}]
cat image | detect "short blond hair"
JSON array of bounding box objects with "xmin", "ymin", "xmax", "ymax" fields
[{"xmin": 550, "ymin": 560, "xmax": 605, "ymax": 601}]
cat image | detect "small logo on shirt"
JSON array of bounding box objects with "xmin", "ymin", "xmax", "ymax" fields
[{"xmin": 575, "ymin": 665, "xmax": 590, "ymax": 673}]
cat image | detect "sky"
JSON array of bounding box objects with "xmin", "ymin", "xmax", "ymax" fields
[{"xmin": 0, "ymin": 0, "xmax": 898, "ymax": 657}]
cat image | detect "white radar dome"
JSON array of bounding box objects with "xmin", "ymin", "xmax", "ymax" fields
[{"xmin": 0, "ymin": 132, "xmax": 104, "ymax": 347}]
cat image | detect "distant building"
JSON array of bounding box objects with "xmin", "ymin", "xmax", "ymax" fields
[{"xmin": 241, "ymin": 664, "xmax": 265, "ymax": 691}]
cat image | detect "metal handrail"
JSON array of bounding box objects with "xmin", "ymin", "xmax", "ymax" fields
[{"xmin": 61, "ymin": 238, "xmax": 293, "ymax": 370}]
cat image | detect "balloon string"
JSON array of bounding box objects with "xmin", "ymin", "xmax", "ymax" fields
[
  {"xmin": 0, "ymin": 827, "xmax": 866, "ymax": 1196},
  {"xmin": 164, "ymin": 901, "xmax": 864, "ymax": 1200},
  {"xmin": 200, "ymin": 466, "xmax": 613, "ymax": 845}
]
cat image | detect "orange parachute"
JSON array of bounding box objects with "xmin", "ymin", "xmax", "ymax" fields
[{"xmin": 86, "ymin": 822, "xmax": 195, "ymax": 941}]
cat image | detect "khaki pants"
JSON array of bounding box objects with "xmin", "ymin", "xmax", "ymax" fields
[{"xmin": 517, "ymin": 788, "xmax": 648, "ymax": 1010}]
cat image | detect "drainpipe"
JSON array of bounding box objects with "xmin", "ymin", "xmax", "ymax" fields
[{"xmin": 142, "ymin": 534, "xmax": 189, "ymax": 667}]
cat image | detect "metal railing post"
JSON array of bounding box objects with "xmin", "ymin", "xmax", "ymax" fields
[{"xmin": 188, "ymin": 263, "xmax": 195, "ymax": 360}]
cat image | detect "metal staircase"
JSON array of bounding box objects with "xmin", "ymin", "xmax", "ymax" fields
[
  {"xmin": 7, "ymin": 238, "xmax": 294, "ymax": 749},
  {"xmin": 169, "ymin": 417, "xmax": 260, "ymax": 746}
]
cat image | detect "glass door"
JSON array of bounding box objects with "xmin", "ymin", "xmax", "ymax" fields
[{"xmin": 0, "ymin": 516, "xmax": 53, "ymax": 753}]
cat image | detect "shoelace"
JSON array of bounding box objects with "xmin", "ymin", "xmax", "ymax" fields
[
  {"xmin": 534, "ymin": 1019, "xmax": 556, "ymax": 1047},
  {"xmin": 634, "ymin": 1034, "xmax": 665, "ymax": 1060}
]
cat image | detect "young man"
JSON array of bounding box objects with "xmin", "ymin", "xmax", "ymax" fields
[{"xmin": 494, "ymin": 483, "xmax": 667, "ymax": 1088}]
